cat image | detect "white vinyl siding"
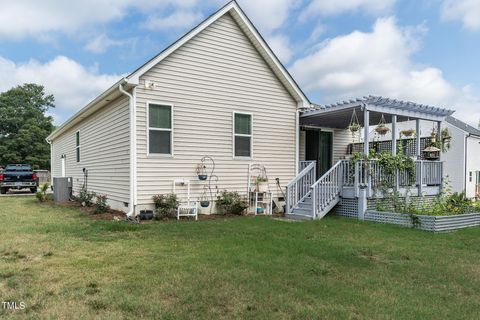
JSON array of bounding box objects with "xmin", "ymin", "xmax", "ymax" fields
[
  {"xmin": 135, "ymin": 12, "xmax": 297, "ymax": 207},
  {"xmin": 51, "ymin": 95, "xmax": 130, "ymax": 209},
  {"xmin": 233, "ymin": 112, "xmax": 252, "ymax": 158}
]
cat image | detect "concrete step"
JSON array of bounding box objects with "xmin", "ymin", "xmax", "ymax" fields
[
  {"xmin": 291, "ymin": 208, "xmax": 313, "ymax": 216},
  {"xmin": 285, "ymin": 212, "xmax": 313, "ymax": 221}
]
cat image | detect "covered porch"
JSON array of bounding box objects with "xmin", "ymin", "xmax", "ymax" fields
[{"xmin": 288, "ymin": 96, "xmax": 455, "ymax": 220}]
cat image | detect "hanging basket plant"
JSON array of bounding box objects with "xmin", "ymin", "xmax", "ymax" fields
[
  {"xmin": 348, "ymin": 123, "xmax": 361, "ymax": 133},
  {"xmin": 400, "ymin": 129, "xmax": 415, "ymax": 137},
  {"xmin": 441, "ymin": 128, "xmax": 452, "ymax": 153},
  {"xmin": 375, "ymin": 114, "xmax": 390, "ymax": 136},
  {"xmin": 200, "ymin": 200, "xmax": 210, "ymax": 208},
  {"xmin": 196, "ymin": 163, "xmax": 208, "ymax": 180},
  {"xmin": 348, "ymin": 109, "xmax": 361, "ymax": 134}
]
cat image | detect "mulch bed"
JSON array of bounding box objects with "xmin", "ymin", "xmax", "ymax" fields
[{"xmin": 43, "ymin": 200, "xmax": 284, "ymax": 223}]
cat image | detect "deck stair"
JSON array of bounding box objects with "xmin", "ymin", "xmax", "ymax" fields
[{"xmin": 286, "ymin": 161, "xmax": 343, "ymax": 220}]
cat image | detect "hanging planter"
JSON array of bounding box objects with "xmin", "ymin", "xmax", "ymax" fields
[
  {"xmin": 348, "ymin": 109, "xmax": 361, "ymax": 134},
  {"xmin": 256, "ymin": 207, "xmax": 264, "ymax": 214},
  {"xmin": 348, "ymin": 123, "xmax": 361, "ymax": 133},
  {"xmin": 375, "ymin": 114, "xmax": 390, "ymax": 136},
  {"xmin": 196, "ymin": 163, "xmax": 208, "ymax": 180},
  {"xmin": 200, "ymin": 200, "xmax": 210, "ymax": 208},
  {"xmin": 441, "ymin": 128, "xmax": 452, "ymax": 152},
  {"xmin": 400, "ymin": 129, "xmax": 415, "ymax": 137}
]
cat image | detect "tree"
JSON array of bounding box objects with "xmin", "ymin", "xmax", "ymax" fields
[{"xmin": 0, "ymin": 84, "xmax": 55, "ymax": 169}]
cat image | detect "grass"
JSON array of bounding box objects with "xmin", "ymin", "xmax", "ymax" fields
[{"xmin": 1, "ymin": 197, "xmax": 480, "ymax": 319}]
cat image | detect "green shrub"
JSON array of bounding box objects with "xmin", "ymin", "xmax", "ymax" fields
[
  {"xmin": 78, "ymin": 188, "xmax": 96, "ymax": 207},
  {"xmin": 444, "ymin": 192, "xmax": 472, "ymax": 214},
  {"xmin": 152, "ymin": 194, "xmax": 178, "ymax": 220},
  {"xmin": 36, "ymin": 183, "xmax": 50, "ymax": 202},
  {"xmin": 36, "ymin": 191, "xmax": 46, "ymax": 202},
  {"xmin": 94, "ymin": 195, "xmax": 110, "ymax": 214},
  {"xmin": 216, "ymin": 191, "xmax": 248, "ymax": 215}
]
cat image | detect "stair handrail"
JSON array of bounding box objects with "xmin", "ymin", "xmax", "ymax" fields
[
  {"xmin": 311, "ymin": 160, "xmax": 343, "ymax": 218},
  {"xmin": 286, "ymin": 161, "xmax": 316, "ymax": 214}
]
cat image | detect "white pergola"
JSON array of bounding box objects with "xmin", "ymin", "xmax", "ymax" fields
[{"xmin": 300, "ymin": 96, "xmax": 455, "ymax": 158}]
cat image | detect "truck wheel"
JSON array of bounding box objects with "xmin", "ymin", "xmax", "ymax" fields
[
  {"xmin": 30, "ymin": 187, "xmax": 37, "ymax": 193},
  {"xmin": 0, "ymin": 188, "xmax": 6, "ymax": 195}
]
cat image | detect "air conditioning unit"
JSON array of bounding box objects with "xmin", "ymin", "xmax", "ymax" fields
[{"xmin": 53, "ymin": 177, "xmax": 72, "ymax": 202}]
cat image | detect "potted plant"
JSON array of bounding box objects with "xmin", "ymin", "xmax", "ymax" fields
[
  {"xmin": 256, "ymin": 207, "xmax": 264, "ymax": 214},
  {"xmin": 196, "ymin": 164, "xmax": 208, "ymax": 180},
  {"xmin": 200, "ymin": 200, "xmax": 210, "ymax": 208},
  {"xmin": 256, "ymin": 176, "xmax": 269, "ymax": 193},
  {"xmin": 400, "ymin": 129, "xmax": 415, "ymax": 137},
  {"xmin": 375, "ymin": 123, "xmax": 390, "ymax": 135}
]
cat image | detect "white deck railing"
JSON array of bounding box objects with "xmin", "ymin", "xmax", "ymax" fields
[
  {"xmin": 311, "ymin": 161, "xmax": 343, "ymax": 218},
  {"xmin": 346, "ymin": 159, "xmax": 443, "ymax": 196},
  {"xmin": 286, "ymin": 161, "xmax": 316, "ymax": 214}
]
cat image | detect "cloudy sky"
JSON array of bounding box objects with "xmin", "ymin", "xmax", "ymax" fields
[{"xmin": 0, "ymin": 0, "xmax": 479, "ymax": 126}]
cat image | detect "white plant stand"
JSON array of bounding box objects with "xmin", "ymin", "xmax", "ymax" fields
[
  {"xmin": 251, "ymin": 191, "xmax": 273, "ymax": 215},
  {"xmin": 172, "ymin": 179, "xmax": 198, "ymax": 220}
]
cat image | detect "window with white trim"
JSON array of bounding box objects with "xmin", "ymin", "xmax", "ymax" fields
[
  {"xmin": 234, "ymin": 113, "xmax": 252, "ymax": 158},
  {"xmin": 75, "ymin": 131, "xmax": 80, "ymax": 162},
  {"xmin": 148, "ymin": 104, "xmax": 172, "ymax": 155}
]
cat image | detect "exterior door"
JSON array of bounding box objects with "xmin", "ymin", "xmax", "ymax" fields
[{"xmin": 305, "ymin": 129, "xmax": 333, "ymax": 179}]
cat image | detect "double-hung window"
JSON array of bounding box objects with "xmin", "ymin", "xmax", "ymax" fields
[
  {"xmin": 75, "ymin": 131, "xmax": 80, "ymax": 162},
  {"xmin": 148, "ymin": 104, "xmax": 172, "ymax": 155},
  {"xmin": 233, "ymin": 113, "xmax": 252, "ymax": 158}
]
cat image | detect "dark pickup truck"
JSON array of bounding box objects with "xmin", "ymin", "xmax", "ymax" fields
[{"xmin": 0, "ymin": 164, "xmax": 39, "ymax": 194}]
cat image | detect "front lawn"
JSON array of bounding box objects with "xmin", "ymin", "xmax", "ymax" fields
[{"xmin": 1, "ymin": 197, "xmax": 479, "ymax": 319}]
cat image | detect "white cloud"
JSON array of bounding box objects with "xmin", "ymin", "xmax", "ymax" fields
[
  {"xmin": 84, "ymin": 34, "xmax": 129, "ymax": 54},
  {"xmin": 143, "ymin": 10, "xmax": 204, "ymax": 30},
  {"xmin": 441, "ymin": 0, "xmax": 480, "ymax": 31},
  {"xmin": 267, "ymin": 35, "xmax": 293, "ymax": 63},
  {"xmin": 0, "ymin": 0, "xmax": 204, "ymax": 40},
  {"xmin": 290, "ymin": 17, "xmax": 480, "ymax": 126},
  {"xmin": 300, "ymin": 0, "xmax": 395, "ymax": 20},
  {"xmin": 237, "ymin": 0, "xmax": 299, "ymax": 33},
  {"xmin": 0, "ymin": 56, "xmax": 122, "ymax": 123}
]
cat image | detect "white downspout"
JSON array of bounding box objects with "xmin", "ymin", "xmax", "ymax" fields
[
  {"xmin": 119, "ymin": 81, "xmax": 136, "ymax": 217},
  {"xmin": 295, "ymin": 103, "xmax": 301, "ymax": 174},
  {"xmin": 46, "ymin": 138, "xmax": 53, "ymax": 186}
]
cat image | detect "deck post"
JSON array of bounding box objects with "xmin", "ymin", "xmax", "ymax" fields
[
  {"xmin": 437, "ymin": 121, "xmax": 442, "ymax": 160},
  {"xmin": 358, "ymin": 188, "xmax": 367, "ymax": 220},
  {"xmin": 391, "ymin": 115, "xmax": 397, "ymax": 156},
  {"xmin": 416, "ymin": 119, "xmax": 421, "ymax": 159},
  {"xmin": 392, "ymin": 115, "xmax": 399, "ymax": 190},
  {"xmin": 418, "ymin": 161, "xmax": 423, "ymax": 196},
  {"xmin": 363, "ymin": 108, "xmax": 370, "ymax": 156}
]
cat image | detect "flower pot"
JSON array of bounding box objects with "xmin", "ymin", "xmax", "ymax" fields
[
  {"xmin": 257, "ymin": 207, "xmax": 264, "ymax": 214},
  {"xmin": 256, "ymin": 182, "xmax": 269, "ymax": 193},
  {"xmin": 198, "ymin": 174, "xmax": 208, "ymax": 181},
  {"xmin": 200, "ymin": 201, "xmax": 210, "ymax": 208}
]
